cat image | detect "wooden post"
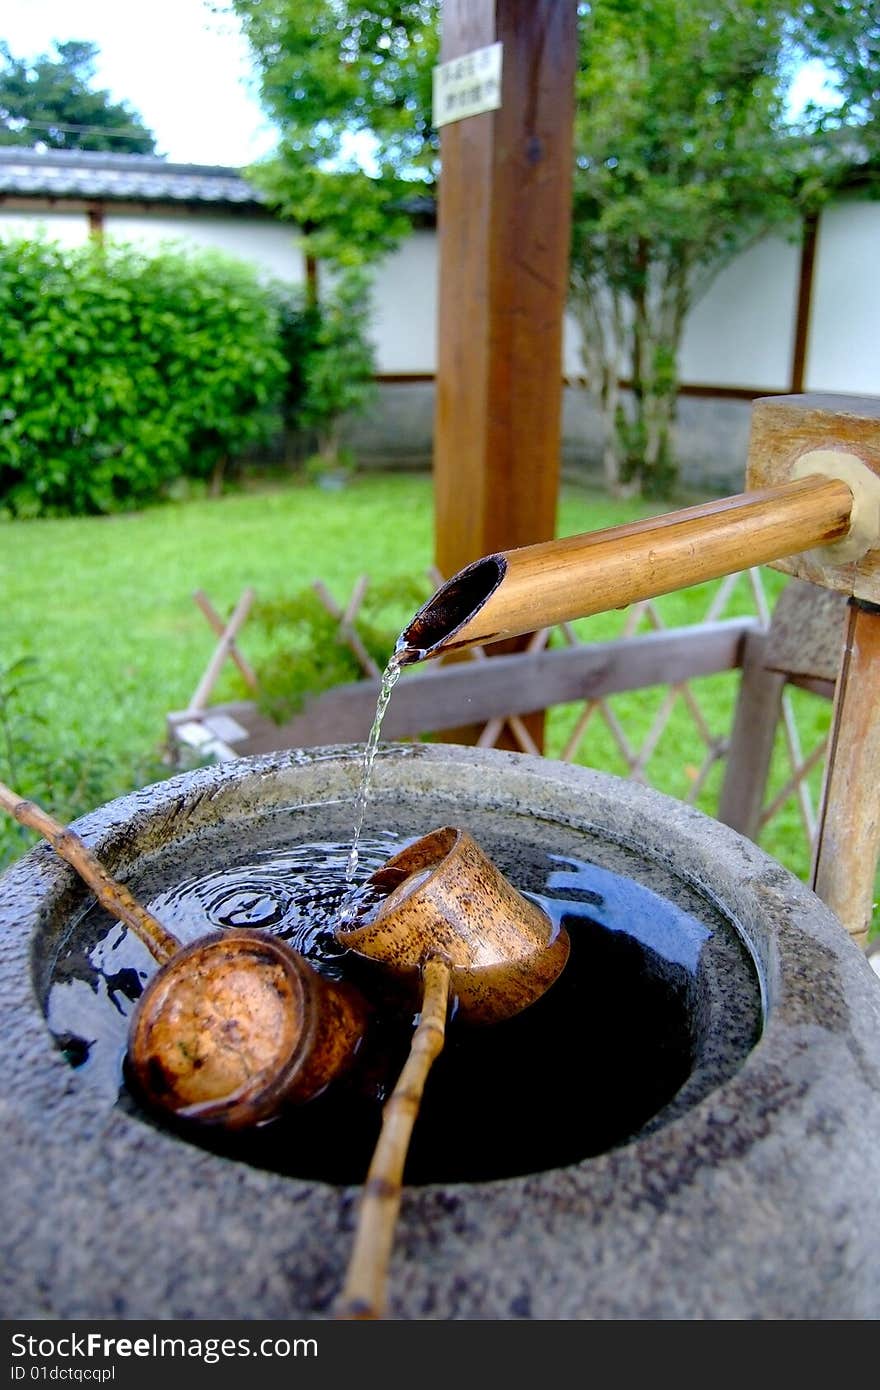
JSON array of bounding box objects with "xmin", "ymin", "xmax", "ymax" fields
[
  {"xmin": 743, "ymin": 394, "xmax": 880, "ymax": 945},
  {"xmin": 717, "ymin": 630, "xmax": 787, "ymax": 841},
  {"xmin": 432, "ymin": 0, "xmax": 578, "ymax": 746},
  {"xmin": 811, "ymin": 599, "xmax": 880, "ymax": 949}
]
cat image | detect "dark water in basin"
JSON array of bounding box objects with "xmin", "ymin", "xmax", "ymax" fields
[{"xmin": 43, "ymin": 816, "xmax": 761, "ymax": 1186}]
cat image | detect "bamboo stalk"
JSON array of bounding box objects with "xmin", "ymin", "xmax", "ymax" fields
[
  {"xmin": 0, "ymin": 781, "xmax": 179, "ymax": 965},
  {"xmin": 335, "ymin": 954, "xmax": 451, "ymax": 1320},
  {"xmin": 401, "ymin": 476, "xmax": 855, "ymax": 659},
  {"xmin": 187, "ymin": 588, "xmax": 256, "ymax": 714},
  {"xmin": 192, "ymin": 589, "xmax": 259, "ymax": 691}
]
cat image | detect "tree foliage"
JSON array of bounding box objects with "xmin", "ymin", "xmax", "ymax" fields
[
  {"xmin": 794, "ymin": 2, "xmax": 880, "ymax": 156},
  {"xmin": 272, "ymin": 268, "xmax": 378, "ymax": 477},
  {"xmin": 571, "ymin": 0, "xmax": 836, "ymax": 495},
  {"xmin": 0, "ymin": 40, "xmax": 156, "ymax": 153},
  {"xmin": 231, "ymin": 0, "xmax": 439, "ymax": 262}
]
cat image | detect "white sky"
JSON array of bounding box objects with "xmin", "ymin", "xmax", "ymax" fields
[
  {"xmin": 1, "ymin": 0, "xmax": 277, "ymax": 167},
  {"xmin": 2, "ymin": 2, "xmax": 840, "ymax": 170}
]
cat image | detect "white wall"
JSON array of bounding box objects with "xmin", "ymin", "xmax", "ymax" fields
[
  {"xmin": 381, "ymin": 210, "xmax": 878, "ymax": 394},
  {"xmin": 0, "ymin": 207, "xmax": 304, "ymax": 284},
  {"xmin": 369, "ymin": 230, "xmax": 437, "ymax": 373},
  {"xmin": 3, "ymin": 194, "xmax": 878, "ymax": 399},
  {"xmin": 103, "ymin": 211, "xmax": 304, "ymax": 285},
  {"xmin": 679, "ymin": 230, "xmax": 800, "ymax": 390},
  {"xmin": 562, "ymin": 310, "xmax": 588, "ymax": 378},
  {"xmin": 561, "ymin": 230, "xmax": 801, "ymax": 390},
  {"xmin": 0, "ymin": 209, "xmax": 90, "ymax": 247},
  {"xmin": 806, "ymin": 197, "xmax": 880, "ymax": 395}
]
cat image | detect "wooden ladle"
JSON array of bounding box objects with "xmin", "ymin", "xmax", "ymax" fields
[
  {"xmin": 0, "ymin": 780, "xmax": 367, "ymax": 1128},
  {"xmin": 333, "ymin": 825, "xmax": 570, "ymax": 1319}
]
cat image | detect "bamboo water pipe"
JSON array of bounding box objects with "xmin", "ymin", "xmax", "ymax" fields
[{"xmin": 399, "ymin": 475, "xmax": 858, "ymax": 660}]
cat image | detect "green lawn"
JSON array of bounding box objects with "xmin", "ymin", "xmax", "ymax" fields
[{"xmin": 2, "ymin": 469, "xmax": 871, "ymax": 932}]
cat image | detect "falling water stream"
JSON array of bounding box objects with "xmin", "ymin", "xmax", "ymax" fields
[{"xmin": 343, "ymin": 651, "xmax": 405, "ymax": 888}]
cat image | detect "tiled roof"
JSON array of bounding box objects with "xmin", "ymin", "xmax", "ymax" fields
[{"xmin": 0, "ymin": 147, "xmax": 264, "ymax": 206}]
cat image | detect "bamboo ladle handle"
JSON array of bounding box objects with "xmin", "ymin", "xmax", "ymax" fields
[
  {"xmin": 335, "ymin": 954, "xmax": 451, "ymax": 1320},
  {"xmin": 0, "ymin": 780, "xmax": 370, "ymax": 1130},
  {"xmin": 0, "ymin": 780, "xmax": 179, "ymax": 965}
]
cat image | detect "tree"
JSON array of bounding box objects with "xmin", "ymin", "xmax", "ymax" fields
[
  {"xmin": 569, "ymin": 0, "xmax": 842, "ymax": 496},
  {"xmin": 0, "ymin": 40, "xmax": 156, "ymax": 154},
  {"xmin": 231, "ymin": 1, "xmax": 432, "ymax": 482},
  {"xmin": 231, "ymin": 0, "xmax": 438, "ymax": 262}
]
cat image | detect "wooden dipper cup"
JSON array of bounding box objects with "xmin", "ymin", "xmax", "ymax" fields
[
  {"xmin": 127, "ymin": 928, "xmax": 367, "ymax": 1129},
  {"xmin": 0, "ymin": 779, "xmax": 367, "ymax": 1130},
  {"xmin": 336, "ymin": 825, "xmax": 569, "ymax": 1024},
  {"xmin": 333, "ymin": 825, "xmax": 570, "ymax": 1319}
]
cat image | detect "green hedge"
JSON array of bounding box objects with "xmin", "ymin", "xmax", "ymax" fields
[{"xmin": 0, "ymin": 237, "xmax": 287, "ymax": 516}]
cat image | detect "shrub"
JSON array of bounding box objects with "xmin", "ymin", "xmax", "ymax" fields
[
  {"xmin": 269, "ymin": 268, "xmax": 378, "ymax": 481},
  {"xmin": 247, "ymin": 574, "xmax": 433, "ymax": 724},
  {"xmin": 0, "ymin": 237, "xmax": 286, "ymax": 516},
  {"xmin": 273, "ymin": 284, "xmax": 322, "ymax": 450}
]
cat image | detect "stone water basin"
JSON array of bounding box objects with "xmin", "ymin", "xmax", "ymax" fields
[{"xmin": 1, "ymin": 743, "xmax": 879, "ymax": 1319}]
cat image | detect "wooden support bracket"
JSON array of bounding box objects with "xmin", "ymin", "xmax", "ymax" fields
[
  {"xmin": 745, "ymin": 396, "xmax": 880, "ymax": 945},
  {"xmin": 746, "ymin": 394, "xmax": 880, "ymax": 603}
]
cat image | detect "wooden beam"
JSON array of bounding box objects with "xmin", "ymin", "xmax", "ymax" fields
[
  {"xmin": 192, "ymin": 589, "xmax": 259, "ymax": 691},
  {"xmin": 87, "ymin": 203, "xmax": 105, "ymax": 240},
  {"xmin": 168, "ymin": 619, "xmax": 756, "ymax": 755},
  {"xmin": 185, "ymin": 588, "xmax": 256, "ymax": 715},
  {"xmin": 433, "ymin": 0, "xmax": 578, "ymax": 574},
  {"xmin": 717, "ymin": 630, "xmax": 787, "ymax": 841},
  {"xmin": 790, "ymin": 212, "xmax": 819, "ymax": 395}
]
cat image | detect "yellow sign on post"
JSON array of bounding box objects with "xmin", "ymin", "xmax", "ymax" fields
[{"xmin": 432, "ymin": 42, "xmax": 503, "ymax": 128}]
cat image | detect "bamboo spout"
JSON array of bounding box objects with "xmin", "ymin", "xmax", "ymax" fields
[{"xmin": 399, "ymin": 476, "xmax": 856, "ymax": 660}]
